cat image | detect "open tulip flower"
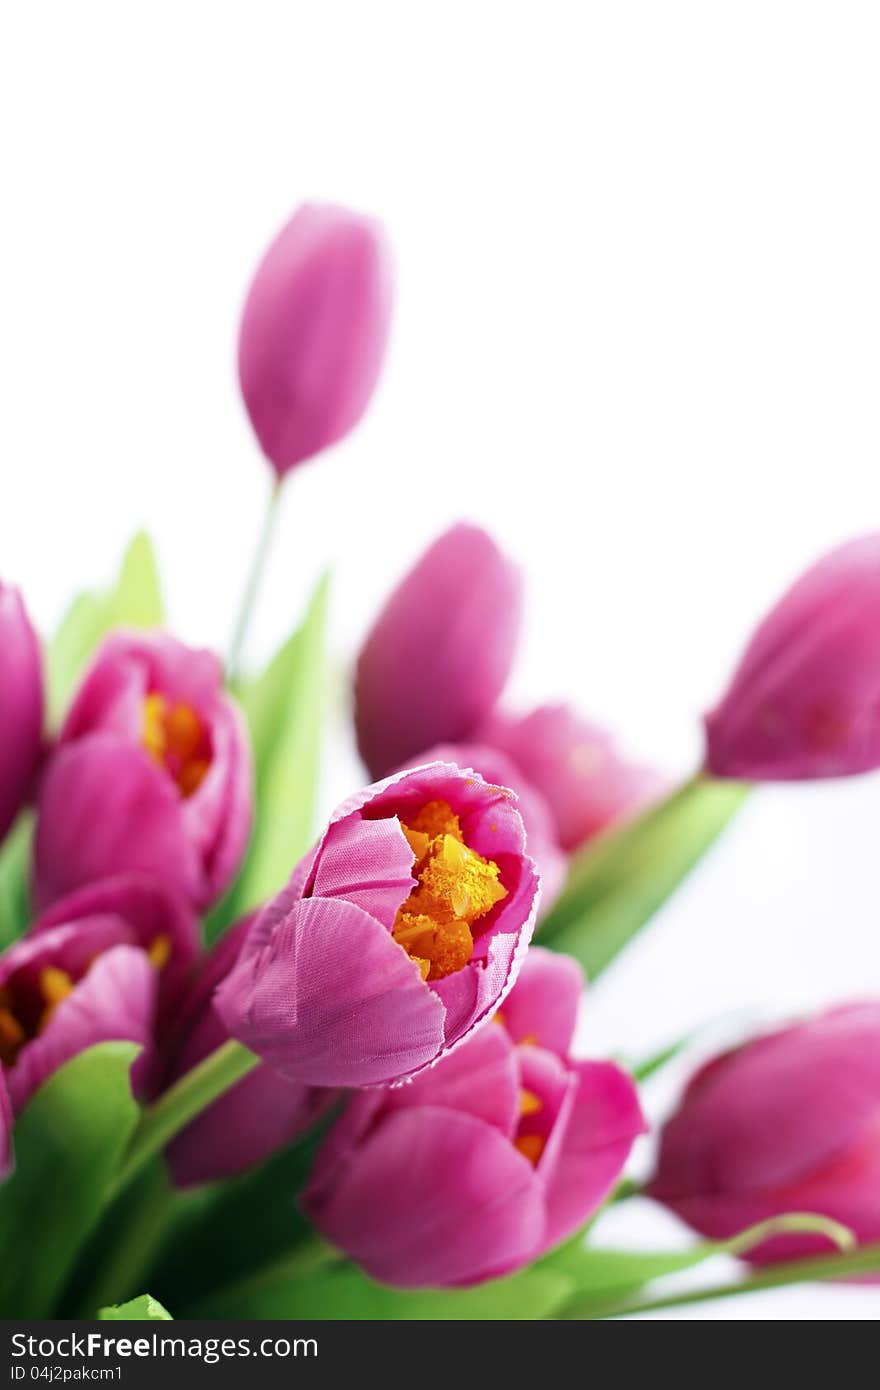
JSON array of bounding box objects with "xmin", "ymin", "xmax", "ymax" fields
[
  {"xmin": 33, "ymin": 631, "xmax": 253, "ymax": 913},
  {"xmin": 216, "ymin": 762, "xmax": 540, "ymax": 1088},
  {"xmin": 303, "ymin": 948, "xmax": 645, "ymax": 1287},
  {"xmin": 0, "ymin": 875, "xmax": 198, "ymax": 1141}
]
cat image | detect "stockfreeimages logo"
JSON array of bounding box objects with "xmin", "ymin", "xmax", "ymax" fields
[{"xmin": 11, "ymin": 1334, "xmax": 318, "ymax": 1366}]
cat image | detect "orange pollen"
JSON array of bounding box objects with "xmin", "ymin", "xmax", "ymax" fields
[
  {"xmin": 142, "ymin": 693, "xmax": 210, "ymax": 798},
  {"xmin": 392, "ymin": 800, "xmax": 507, "ymax": 982}
]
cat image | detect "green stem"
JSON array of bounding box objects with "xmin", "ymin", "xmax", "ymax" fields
[
  {"xmin": 72, "ymin": 1162, "xmax": 175, "ymax": 1316},
  {"xmin": 108, "ymin": 1040, "xmax": 260, "ymax": 1205},
  {"xmin": 563, "ymin": 1240, "xmax": 880, "ymax": 1319},
  {"xmin": 183, "ymin": 1236, "xmax": 341, "ymax": 1317},
  {"xmin": 227, "ymin": 478, "xmax": 283, "ymax": 685}
]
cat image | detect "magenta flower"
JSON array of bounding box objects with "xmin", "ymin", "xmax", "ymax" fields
[
  {"xmin": 0, "ymin": 928, "xmax": 155, "ymax": 1118},
  {"xmin": 354, "ymin": 525, "xmax": 523, "ymax": 780},
  {"xmin": 216, "ymin": 762, "xmax": 540, "ymax": 1088},
  {"xmin": 304, "ymin": 947, "xmax": 644, "ymax": 1287},
  {"xmin": 649, "ymin": 1003, "xmax": 880, "ymax": 1265},
  {"xmin": 238, "ymin": 202, "xmax": 393, "ymax": 479},
  {"xmin": 399, "ymin": 743, "xmax": 567, "ymax": 908},
  {"xmin": 0, "ymin": 583, "xmax": 43, "ymax": 845},
  {"xmin": 481, "ymin": 704, "xmax": 663, "ymax": 852},
  {"xmin": 0, "ymin": 874, "xmax": 198, "ymax": 1123},
  {"xmin": 161, "ymin": 916, "xmax": 331, "ymax": 1188},
  {"xmin": 33, "ymin": 631, "xmax": 253, "ymax": 912},
  {"xmin": 706, "ymin": 534, "xmax": 880, "ymax": 780}
]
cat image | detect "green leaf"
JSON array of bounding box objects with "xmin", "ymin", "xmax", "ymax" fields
[
  {"xmin": 0, "ymin": 1042, "xmax": 141, "ymax": 1317},
  {"xmin": 548, "ymin": 1213, "xmax": 855, "ymax": 1317},
  {"xmin": 199, "ymin": 1259, "xmax": 574, "ymax": 1321},
  {"xmin": 99, "ymin": 1294, "xmax": 172, "ymax": 1321},
  {"xmin": 47, "ymin": 531, "xmax": 163, "ymax": 725},
  {"xmin": 0, "ymin": 813, "xmax": 33, "ymax": 948},
  {"xmin": 538, "ymin": 774, "xmax": 749, "ymax": 978},
  {"xmin": 206, "ymin": 574, "xmax": 330, "ymax": 942}
]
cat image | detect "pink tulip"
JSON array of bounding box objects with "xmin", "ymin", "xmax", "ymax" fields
[
  {"xmin": 399, "ymin": 743, "xmax": 568, "ymax": 908},
  {"xmin": 649, "ymin": 1003, "xmax": 880, "ymax": 1265},
  {"xmin": 161, "ymin": 916, "xmax": 332, "ymax": 1188},
  {"xmin": 355, "ymin": 525, "xmax": 524, "ymax": 780},
  {"xmin": 0, "ymin": 584, "xmax": 43, "ymax": 844},
  {"xmin": 33, "ymin": 631, "xmax": 253, "ymax": 912},
  {"xmin": 706, "ymin": 534, "xmax": 880, "ymax": 780},
  {"xmin": 304, "ymin": 948, "xmax": 644, "ymax": 1287},
  {"xmin": 0, "ymin": 927, "xmax": 156, "ymax": 1118},
  {"xmin": 238, "ymin": 202, "xmax": 393, "ymax": 479},
  {"xmin": 0, "ymin": 875, "xmax": 199, "ymax": 1128},
  {"xmin": 216, "ymin": 761, "xmax": 540, "ymax": 1088},
  {"xmin": 481, "ymin": 704, "xmax": 663, "ymax": 852}
]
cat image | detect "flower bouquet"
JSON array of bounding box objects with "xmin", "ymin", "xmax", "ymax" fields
[{"xmin": 2, "ymin": 202, "xmax": 879, "ymax": 1323}]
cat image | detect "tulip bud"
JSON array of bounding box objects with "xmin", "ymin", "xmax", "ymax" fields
[
  {"xmin": 34, "ymin": 631, "xmax": 253, "ymax": 913},
  {"xmin": 0, "ymin": 584, "xmax": 43, "ymax": 845},
  {"xmin": 481, "ymin": 704, "xmax": 663, "ymax": 852},
  {"xmin": 706, "ymin": 534, "xmax": 880, "ymax": 780},
  {"xmin": 238, "ymin": 202, "xmax": 393, "ymax": 478},
  {"xmin": 216, "ymin": 761, "xmax": 540, "ymax": 1089},
  {"xmin": 304, "ymin": 948, "xmax": 644, "ymax": 1287},
  {"xmin": 355, "ymin": 525, "xmax": 524, "ymax": 779},
  {"xmin": 160, "ymin": 915, "xmax": 332, "ymax": 1188},
  {"xmin": 649, "ymin": 1004, "xmax": 880, "ymax": 1264}
]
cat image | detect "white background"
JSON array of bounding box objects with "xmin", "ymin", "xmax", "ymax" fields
[{"xmin": 2, "ymin": 2, "xmax": 879, "ymax": 1318}]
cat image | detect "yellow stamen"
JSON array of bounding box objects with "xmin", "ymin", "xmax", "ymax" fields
[
  {"xmin": 141, "ymin": 695, "xmax": 210, "ymax": 798},
  {"xmin": 0, "ymin": 1007, "xmax": 25, "ymax": 1064},
  {"xmin": 514, "ymin": 1134, "xmax": 545, "ymax": 1166},
  {"xmin": 40, "ymin": 966, "xmax": 75, "ymax": 1006},
  {"xmin": 519, "ymin": 1089, "xmax": 543, "ymax": 1117},
  {"xmin": 147, "ymin": 935, "xmax": 171, "ymax": 970},
  {"xmin": 392, "ymin": 801, "xmax": 507, "ymax": 982}
]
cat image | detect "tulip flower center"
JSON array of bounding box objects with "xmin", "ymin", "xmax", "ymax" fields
[
  {"xmin": 0, "ymin": 936, "xmax": 173, "ymax": 1066},
  {"xmin": 514, "ymin": 1088, "xmax": 546, "ymax": 1166},
  {"xmin": 392, "ymin": 800, "xmax": 507, "ymax": 981},
  {"xmin": 142, "ymin": 693, "xmax": 211, "ymax": 797},
  {"xmin": 0, "ymin": 965, "xmax": 78, "ymax": 1065}
]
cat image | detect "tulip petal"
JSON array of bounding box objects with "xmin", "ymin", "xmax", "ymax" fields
[
  {"xmin": 308, "ymin": 815, "xmax": 415, "ymax": 929},
  {"xmin": 34, "ymin": 736, "xmax": 199, "ymax": 912},
  {"xmin": 305, "ymin": 1106, "xmax": 544, "ymax": 1287},
  {"xmin": 651, "ymin": 1004, "xmax": 880, "ymax": 1200},
  {"xmin": 216, "ymin": 896, "xmax": 446, "ymax": 1087},
  {"xmin": 355, "ymin": 525, "xmax": 523, "ymax": 779},
  {"xmin": 542, "ymin": 1060, "xmax": 646, "ymax": 1250},
  {"xmin": 384, "ymin": 1020, "xmax": 520, "ymax": 1138},
  {"xmin": 500, "ymin": 946, "xmax": 583, "ymax": 1056}
]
